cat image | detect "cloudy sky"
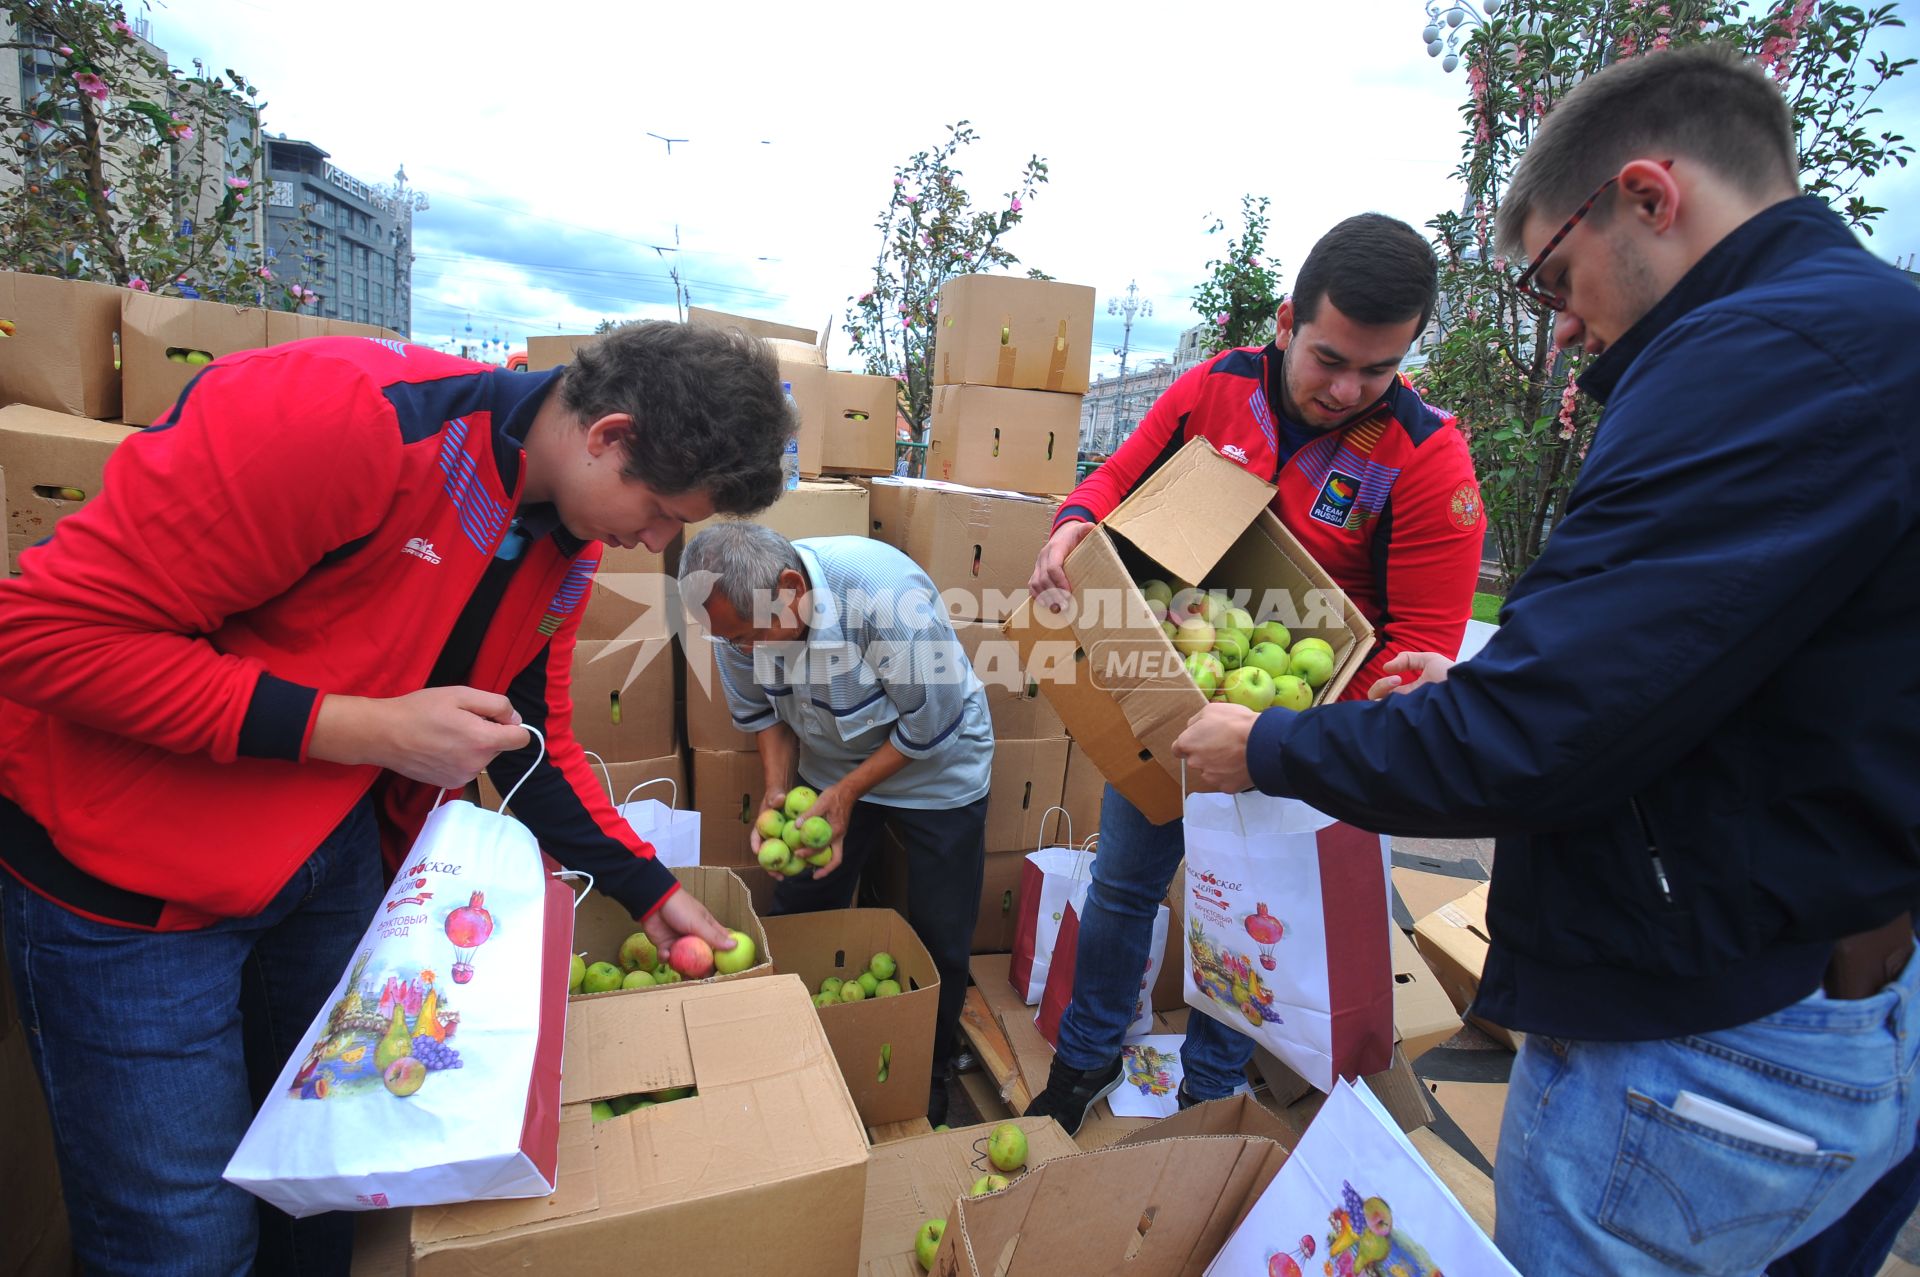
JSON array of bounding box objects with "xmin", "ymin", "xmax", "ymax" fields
[{"xmin": 149, "ymin": 0, "xmax": 1920, "ymax": 379}]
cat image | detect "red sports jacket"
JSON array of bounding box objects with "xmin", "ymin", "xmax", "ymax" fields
[
  {"xmin": 1058, "ymin": 345, "xmax": 1483, "ymax": 699},
  {"xmin": 0, "ymin": 338, "xmax": 679, "ymax": 930}
]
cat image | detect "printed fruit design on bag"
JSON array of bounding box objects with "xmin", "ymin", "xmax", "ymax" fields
[
  {"xmin": 1314, "ymin": 1180, "xmax": 1440, "ymax": 1277},
  {"xmin": 445, "ymin": 891, "xmax": 495, "ymax": 984},
  {"xmin": 1121, "ymin": 1042, "xmax": 1178, "ymax": 1098},
  {"xmin": 1264, "ymin": 1234, "xmax": 1317, "ymax": 1277},
  {"xmin": 1245, "ymin": 902, "xmax": 1285, "ymax": 971},
  {"xmin": 289, "ymin": 952, "xmax": 466, "ymax": 1101},
  {"xmin": 1188, "ymin": 916, "xmax": 1282, "ymax": 1029}
]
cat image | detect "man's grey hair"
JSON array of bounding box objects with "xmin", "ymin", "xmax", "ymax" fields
[{"xmin": 678, "ymin": 522, "xmax": 804, "ymax": 622}]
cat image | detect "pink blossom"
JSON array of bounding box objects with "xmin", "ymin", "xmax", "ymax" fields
[
  {"xmin": 1556, "ymin": 377, "xmax": 1581, "ymax": 439},
  {"xmin": 225, "ymin": 176, "xmax": 250, "ymax": 190},
  {"xmin": 72, "ymin": 71, "xmax": 108, "ymax": 102},
  {"xmin": 1619, "ymin": 28, "xmax": 1640, "ymax": 56},
  {"xmin": 858, "ymin": 290, "xmax": 872, "ymax": 303},
  {"xmin": 893, "ymin": 176, "xmax": 904, "ymax": 187},
  {"xmin": 111, "ymin": 19, "xmax": 131, "ymax": 34},
  {"xmin": 1215, "ymin": 312, "xmax": 1230, "ymax": 327},
  {"xmin": 903, "ymin": 193, "xmax": 917, "ymax": 204},
  {"xmin": 1650, "ymin": 26, "xmax": 1673, "ymax": 51},
  {"xmin": 257, "ymin": 266, "xmax": 273, "ymax": 280},
  {"xmin": 127, "ymin": 276, "xmax": 149, "ymax": 292},
  {"xmin": 167, "ymin": 118, "xmax": 193, "ymax": 141},
  {"xmin": 57, "ymin": 45, "xmax": 71, "ymax": 55},
  {"xmin": 1010, "ymin": 196, "xmax": 1022, "ymax": 213},
  {"xmin": 1250, "ymin": 256, "xmax": 1261, "ymax": 268}
]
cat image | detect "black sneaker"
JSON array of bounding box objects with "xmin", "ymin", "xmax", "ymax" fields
[
  {"xmin": 1176, "ymin": 1081, "xmax": 1202, "ymax": 1111},
  {"xmin": 1024, "ymin": 1055, "xmax": 1123, "ymax": 1137}
]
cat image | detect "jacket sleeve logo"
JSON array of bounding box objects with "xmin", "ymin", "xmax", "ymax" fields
[
  {"xmin": 1449, "ymin": 481, "xmax": 1483, "ymax": 530},
  {"xmin": 1308, "ymin": 469, "xmax": 1362, "ymax": 528}
]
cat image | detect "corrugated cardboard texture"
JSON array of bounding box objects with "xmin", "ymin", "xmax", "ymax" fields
[
  {"xmin": 525, "ymin": 333, "xmax": 594, "ymax": 372},
  {"xmin": 1392, "ymin": 863, "xmax": 1483, "ymax": 926},
  {"xmin": 480, "ymin": 751, "xmax": 685, "ymax": 814},
  {"xmin": 926, "ymin": 385, "xmax": 1079, "ymax": 496},
  {"xmin": 1058, "ymin": 744, "xmax": 1105, "ymax": 840},
  {"xmin": 0, "ymin": 404, "xmax": 139, "ymax": 573},
  {"xmin": 687, "ymin": 305, "xmax": 825, "ymax": 350},
  {"xmin": 0, "ymin": 271, "xmax": 124, "ymax": 418},
  {"xmin": 932, "ymin": 1134, "xmax": 1288, "ymax": 1277},
  {"xmin": 780, "ymin": 359, "xmax": 828, "ymax": 478},
  {"xmin": 692, "ymin": 748, "xmax": 784, "ymax": 868},
  {"xmin": 954, "ymin": 620, "xmax": 1063, "ymax": 740},
  {"xmin": 568, "ymin": 865, "xmax": 768, "ymax": 999},
  {"xmin": 1113, "ymin": 1093, "xmax": 1301, "ymax": 1149},
  {"xmin": 120, "ymin": 291, "xmax": 272, "ymax": 426},
  {"xmin": 683, "ymin": 638, "xmax": 754, "ymax": 752},
  {"xmin": 824, "ymin": 371, "xmax": 900, "ymax": 476},
  {"xmin": 1391, "ymin": 923, "xmax": 1462, "ymax": 1062},
  {"xmin": 867, "ymin": 478, "xmax": 1057, "ymax": 623},
  {"xmin": 933, "ymin": 276, "xmax": 1095, "ymax": 395},
  {"xmin": 859, "ymin": 1117, "xmax": 1079, "ymax": 1276},
  {"xmin": 1411, "ymin": 883, "xmax": 1519, "ymax": 1050},
  {"xmin": 984, "ymin": 740, "xmax": 1068, "ymax": 853},
  {"xmin": 568, "ymin": 638, "xmax": 677, "ymax": 763},
  {"xmin": 410, "ymin": 976, "xmax": 868, "ymax": 1276},
  {"xmin": 764, "ymin": 908, "xmax": 939, "ymax": 1126},
  {"xmin": 575, "ymin": 539, "xmax": 672, "ymax": 642}
]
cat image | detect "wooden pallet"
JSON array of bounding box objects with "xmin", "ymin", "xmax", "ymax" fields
[{"xmin": 960, "ymin": 985, "xmax": 1031, "ymax": 1113}]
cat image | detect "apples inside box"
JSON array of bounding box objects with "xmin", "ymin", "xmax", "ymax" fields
[{"xmin": 567, "ymin": 865, "xmax": 768, "ymax": 998}]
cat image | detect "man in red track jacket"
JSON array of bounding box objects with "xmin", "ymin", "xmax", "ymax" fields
[
  {"xmin": 0, "ymin": 323, "xmax": 792, "ymax": 1275},
  {"xmin": 1024, "ymin": 214, "xmax": 1483, "ymax": 1135}
]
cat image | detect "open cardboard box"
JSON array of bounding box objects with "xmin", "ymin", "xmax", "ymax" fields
[
  {"xmin": 0, "ymin": 404, "xmax": 140, "ymax": 574},
  {"xmin": 1112, "ymin": 1093, "xmax": 1300, "ymax": 1149},
  {"xmin": 764, "ymin": 908, "xmax": 940, "ymax": 1127},
  {"xmin": 1006, "ymin": 439, "xmax": 1373, "ymax": 825},
  {"xmin": 567, "ymin": 866, "xmax": 769, "ymax": 999},
  {"xmin": 406, "ymin": 975, "xmax": 868, "ymax": 1276},
  {"xmin": 931, "ymin": 1134, "xmax": 1288, "ymax": 1276},
  {"xmin": 953, "ymin": 621, "xmax": 1064, "ymax": 741},
  {"xmin": 0, "ymin": 271, "xmax": 124, "ymax": 419},
  {"xmin": 860, "ymin": 1117, "xmax": 1080, "ymax": 1276}
]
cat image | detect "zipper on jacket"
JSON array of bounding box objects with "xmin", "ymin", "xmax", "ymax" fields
[{"xmin": 1629, "ymin": 796, "xmax": 1675, "ymax": 904}]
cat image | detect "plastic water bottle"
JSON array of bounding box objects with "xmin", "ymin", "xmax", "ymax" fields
[{"xmin": 780, "ymin": 380, "xmax": 801, "ymax": 490}]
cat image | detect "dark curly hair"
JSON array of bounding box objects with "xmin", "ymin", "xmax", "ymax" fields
[{"xmin": 559, "ymin": 321, "xmax": 794, "ymax": 516}]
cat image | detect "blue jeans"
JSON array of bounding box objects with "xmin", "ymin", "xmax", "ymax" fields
[
  {"xmin": 1495, "ymin": 942, "xmax": 1920, "ymax": 1276},
  {"xmin": 1, "ymin": 796, "xmax": 384, "ymax": 1277},
  {"xmin": 1054, "ymin": 784, "xmax": 1254, "ymax": 1098}
]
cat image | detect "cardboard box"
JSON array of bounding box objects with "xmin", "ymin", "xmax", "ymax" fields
[
  {"xmin": 926, "ymin": 385, "xmax": 1079, "ymax": 496},
  {"xmin": 932, "ymin": 275, "xmax": 1095, "ymax": 395},
  {"xmin": 681, "ymin": 477, "xmax": 870, "ymax": 552},
  {"xmin": 859, "ymin": 1118, "xmax": 1080, "ymax": 1276},
  {"xmin": 984, "ymin": 739, "xmax": 1068, "ymax": 853},
  {"xmin": 823, "ymin": 370, "xmax": 899, "ymax": 476},
  {"xmin": 568, "ymin": 638, "xmax": 677, "ymax": 763},
  {"xmin": 1058, "ymin": 743, "xmax": 1105, "ymax": 843},
  {"xmin": 931, "ymin": 1134, "xmax": 1287, "ymax": 1276},
  {"xmin": 0, "ymin": 271, "xmax": 124, "ymax": 418},
  {"xmin": 525, "ymin": 333, "xmax": 592, "ymax": 372},
  {"xmin": 478, "ymin": 750, "xmax": 685, "ymax": 814},
  {"xmin": 953, "ymin": 620, "xmax": 1063, "ymax": 740},
  {"xmin": 1258, "ymin": 1042, "xmax": 1435, "ymax": 1133},
  {"xmin": 569, "ymin": 865, "xmax": 769, "ymax": 998},
  {"xmin": 683, "ymin": 309, "xmax": 834, "ymax": 478},
  {"xmin": 868, "ymin": 478, "xmax": 1058, "ymax": 623},
  {"xmin": 687, "ymin": 305, "xmax": 825, "ymax": 351},
  {"xmin": 1391, "ymin": 862, "xmax": 1484, "ymax": 929},
  {"xmin": 264, "ymin": 313, "xmax": 405, "ymax": 345},
  {"xmin": 764, "ymin": 908, "xmax": 939, "ymax": 1126},
  {"xmin": 1425, "ymin": 1078, "xmax": 1508, "ymax": 1167},
  {"xmin": 1391, "ymin": 923, "xmax": 1462, "ymax": 1061},
  {"xmin": 322, "ymin": 317, "xmax": 405, "ymax": 342},
  {"xmin": 692, "ymin": 747, "xmax": 776, "ymax": 868},
  {"xmin": 0, "ymin": 404, "xmax": 139, "ymax": 573},
  {"xmin": 120, "ymin": 291, "xmax": 273, "ymax": 426},
  {"xmin": 1006, "ymin": 440, "xmax": 1375, "ymax": 824},
  {"xmin": 1411, "ymin": 883, "xmax": 1520, "ymax": 1050},
  {"xmin": 683, "ymin": 638, "xmax": 755, "ymax": 753},
  {"xmin": 406, "ymin": 976, "xmax": 869, "ymax": 1277},
  {"xmin": 576, "ymin": 540, "xmax": 675, "ymax": 643},
  {"xmin": 1112, "ymin": 1093, "xmax": 1300, "ymax": 1149}
]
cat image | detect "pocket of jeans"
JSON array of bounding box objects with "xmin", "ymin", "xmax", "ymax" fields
[{"xmin": 1599, "ymin": 1089, "xmax": 1852, "ymax": 1273}]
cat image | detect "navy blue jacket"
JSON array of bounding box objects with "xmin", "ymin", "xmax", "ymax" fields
[{"xmin": 1246, "ymin": 197, "xmax": 1920, "ymax": 1041}]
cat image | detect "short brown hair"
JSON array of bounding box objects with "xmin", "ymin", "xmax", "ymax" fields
[
  {"xmin": 1496, "ymin": 44, "xmax": 1798, "ymax": 256},
  {"xmin": 560, "ymin": 321, "xmax": 794, "ymax": 517}
]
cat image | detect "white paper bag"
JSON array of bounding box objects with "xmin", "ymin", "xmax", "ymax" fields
[
  {"xmin": 616, "ymin": 778, "xmax": 700, "ymax": 870},
  {"xmin": 1007, "ymin": 808, "xmax": 1095, "ymax": 1004},
  {"xmin": 1035, "ymin": 887, "xmax": 1167, "ymax": 1045}
]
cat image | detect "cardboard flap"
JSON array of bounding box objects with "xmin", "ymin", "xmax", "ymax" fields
[
  {"xmin": 410, "ymin": 1109, "xmax": 601, "ymax": 1242},
  {"xmin": 861, "ymin": 1118, "xmax": 1079, "ymax": 1271},
  {"xmin": 1102, "ymin": 440, "xmax": 1277, "ymax": 582},
  {"xmin": 683, "ymin": 976, "xmax": 833, "ymax": 1087},
  {"xmin": 688, "ymin": 305, "xmax": 826, "ymax": 354},
  {"xmin": 1113, "ymin": 1094, "xmax": 1301, "ymax": 1149},
  {"xmin": 562, "ymin": 987, "xmax": 697, "ymax": 1103}
]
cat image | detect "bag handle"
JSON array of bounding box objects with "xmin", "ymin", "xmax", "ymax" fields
[
  {"xmin": 622, "ymin": 777, "xmax": 681, "ymax": 810},
  {"xmin": 1036, "ymin": 805, "xmax": 1072, "ymax": 852},
  {"xmin": 582, "ymin": 749, "xmax": 615, "ymax": 802},
  {"xmin": 436, "ymin": 724, "xmax": 550, "ymax": 813},
  {"xmin": 550, "ymin": 866, "xmax": 597, "ymax": 913},
  {"xmin": 1178, "ymin": 756, "xmax": 1249, "ymax": 837}
]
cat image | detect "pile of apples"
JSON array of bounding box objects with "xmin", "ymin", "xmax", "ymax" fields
[
  {"xmin": 1138, "ymin": 578, "xmax": 1336, "ymax": 713},
  {"xmin": 568, "ymin": 926, "xmax": 758, "ymax": 995},
  {"xmin": 755, "ymin": 785, "xmax": 834, "ymax": 876},
  {"xmin": 590, "ymin": 1085, "xmax": 695, "ymax": 1124},
  {"xmin": 914, "ymin": 1123, "xmax": 1030, "ymax": 1270},
  {"xmin": 812, "ymin": 951, "xmax": 904, "ymax": 1006}
]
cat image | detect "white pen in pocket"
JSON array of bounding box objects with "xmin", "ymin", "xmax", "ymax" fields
[{"xmin": 1672, "ymin": 1090, "xmax": 1820, "ymax": 1155}]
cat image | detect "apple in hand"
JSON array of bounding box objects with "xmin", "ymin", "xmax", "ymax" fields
[
  {"xmin": 1271, "ymin": 674, "xmax": 1314, "ymax": 712},
  {"xmin": 797, "ymin": 816, "xmax": 833, "ymax": 849},
  {"xmin": 806, "ymin": 844, "xmax": 833, "ymax": 867},
  {"xmin": 915, "ymin": 1218, "xmax": 946, "ymax": 1271},
  {"xmin": 712, "ymin": 929, "xmax": 756, "ymax": 974},
  {"xmin": 781, "ymin": 856, "xmax": 807, "ymax": 876},
  {"xmin": 784, "ymin": 786, "xmax": 819, "ymax": 818},
  {"xmin": 755, "ymin": 808, "xmax": 788, "ymax": 840},
  {"xmin": 668, "ymin": 935, "xmax": 715, "ymax": 980},
  {"xmin": 1221, "ymin": 667, "xmax": 1276, "ymax": 712},
  {"xmin": 1244, "ymin": 642, "xmax": 1290, "ymax": 679},
  {"xmin": 758, "ymin": 838, "xmax": 793, "ymax": 871}
]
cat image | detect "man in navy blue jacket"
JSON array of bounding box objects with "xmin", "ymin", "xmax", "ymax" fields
[{"xmin": 1175, "ymin": 45, "xmax": 1920, "ymax": 1276}]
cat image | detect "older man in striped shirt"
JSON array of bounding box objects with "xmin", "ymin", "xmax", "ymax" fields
[{"xmin": 678, "ymin": 524, "xmax": 992, "ymax": 1123}]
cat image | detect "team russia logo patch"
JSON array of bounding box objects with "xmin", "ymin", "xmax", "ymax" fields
[
  {"xmin": 1449, "ymin": 481, "xmax": 1483, "ymax": 530},
  {"xmin": 1308, "ymin": 469, "xmax": 1362, "ymax": 528}
]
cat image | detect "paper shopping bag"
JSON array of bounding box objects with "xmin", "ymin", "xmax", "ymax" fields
[
  {"xmin": 225, "ymin": 796, "xmax": 572, "ymax": 1216},
  {"xmin": 616, "ymin": 777, "xmax": 700, "ymax": 870},
  {"xmin": 1182, "ymin": 791, "xmax": 1393, "ymax": 1093},
  {"xmin": 1007, "ymin": 808, "xmax": 1094, "ymax": 1004},
  {"xmin": 1205, "ymin": 1077, "xmax": 1519, "ymax": 1276},
  {"xmin": 1035, "ymin": 890, "xmax": 1167, "ymax": 1046}
]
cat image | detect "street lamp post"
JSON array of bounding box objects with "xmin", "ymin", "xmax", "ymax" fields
[
  {"xmin": 1421, "ymin": 0, "xmax": 1503, "ymax": 72},
  {"xmin": 1106, "ymin": 281, "xmax": 1151, "ymax": 452}
]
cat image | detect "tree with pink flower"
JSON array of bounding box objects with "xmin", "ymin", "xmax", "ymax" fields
[{"xmin": 1191, "ymin": 194, "xmax": 1285, "ymax": 358}]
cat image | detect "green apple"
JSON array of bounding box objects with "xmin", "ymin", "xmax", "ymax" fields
[
  {"xmin": 812, "ymin": 991, "xmax": 838, "ymax": 1008},
  {"xmin": 617, "ymin": 931, "xmax": 657, "ymax": 972},
  {"xmin": 1168, "ymin": 587, "xmax": 1207, "ymax": 620},
  {"xmin": 932, "ymin": 1124, "xmax": 950, "ymax": 1132},
  {"xmin": 781, "ymin": 817, "xmax": 802, "ymax": 845},
  {"xmin": 1221, "ymin": 667, "xmax": 1276, "ymax": 712},
  {"xmin": 1185, "ymin": 651, "xmax": 1225, "ymax": 693},
  {"xmin": 590, "ymin": 1100, "xmax": 615, "ymax": 1123},
  {"xmin": 166, "ymin": 350, "xmax": 189, "ymax": 363},
  {"xmin": 1245, "ymin": 641, "xmax": 1290, "ymax": 679},
  {"xmin": 610, "ymin": 1093, "xmax": 646, "ymax": 1115},
  {"xmin": 839, "ymin": 980, "xmax": 867, "ymax": 1003},
  {"xmin": 1138, "ymin": 579, "xmax": 1173, "ymax": 608},
  {"xmin": 581, "ymin": 961, "xmax": 624, "ymax": 994},
  {"xmin": 875, "ymin": 978, "xmax": 901, "ymax": 997},
  {"xmin": 568, "ymin": 952, "xmax": 586, "ymax": 994},
  {"xmin": 1288, "ymin": 644, "xmax": 1335, "ymax": 689},
  {"xmin": 798, "ymin": 816, "xmax": 833, "ymax": 849},
  {"xmin": 805, "ymin": 845, "xmax": 833, "ymax": 867},
  {"xmin": 1221, "ymin": 607, "xmax": 1254, "ymax": 637},
  {"xmin": 857, "ymin": 971, "xmax": 880, "ymax": 996},
  {"xmin": 1202, "ymin": 592, "xmax": 1233, "ymax": 625},
  {"xmin": 1271, "ymin": 674, "xmax": 1314, "ymax": 712},
  {"xmin": 821, "ymin": 976, "xmax": 844, "ymax": 996},
  {"xmin": 184, "ymin": 349, "xmax": 212, "ymax": 365},
  {"xmin": 754, "ymin": 808, "xmax": 787, "ymax": 839},
  {"xmin": 781, "ymin": 856, "xmax": 807, "ymax": 876},
  {"xmin": 712, "ymin": 929, "xmax": 757, "ymax": 975},
  {"xmin": 970, "ymin": 1173, "xmax": 1010, "ymax": 1195},
  {"xmin": 655, "ymin": 967, "xmax": 682, "ymax": 984},
  {"xmin": 914, "ymin": 1218, "xmax": 946, "ymax": 1271},
  {"xmin": 987, "ymin": 1122, "xmax": 1028, "ymax": 1172},
  {"xmin": 1172, "ymin": 617, "xmax": 1215, "ymax": 657},
  {"xmin": 651, "ymin": 1085, "xmax": 694, "ymax": 1102},
  {"xmin": 1212, "ymin": 629, "xmax": 1249, "ymax": 668},
  {"xmin": 1251, "ymin": 620, "xmax": 1292, "ymax": 650},
  {"xmin": 1292, "ymin": 637, "xmax": 1335, "ymax": 661},
  {"xmin": 783, "ymin": 786, "xmax": 819, "ymax": 818},
  {"xmin": 621, "ymin": 968, "xmax": 656, "ymax": 989},
  {"xmin": 757, "ymin": 838, "xmax": 792, "ymax": 872},
  {"xmin": 869, "ymin": 952, "xmax": 897, "ymax": 981},
  {"xmin": 1160, "ymin": 619, "xmax": 1178, "ymax": 640}
]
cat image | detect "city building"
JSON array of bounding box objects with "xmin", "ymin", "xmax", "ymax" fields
[{"xmin": 262, "ymin": 137, "xmax": 419, "ymax": 334}]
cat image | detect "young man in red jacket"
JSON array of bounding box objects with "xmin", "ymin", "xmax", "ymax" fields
[
  {"xmin": 0, "ymin": 323, "xmax": 791, "ymax": 1275},
  {"xmin": 1025, "ymin": 214, "xmax": 1482, "ymax": 1133}
]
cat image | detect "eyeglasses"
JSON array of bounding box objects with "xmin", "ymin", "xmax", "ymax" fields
[{"xmin": 1514, "ymin": 160, "xmax": 1672, "ymax": 311}]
